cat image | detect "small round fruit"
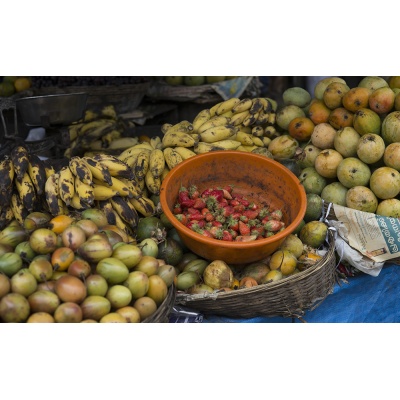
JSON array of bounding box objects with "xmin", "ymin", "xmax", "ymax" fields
[
  {"xmin": 100, "ymin": 313, "xmax": 127, "ymax": 323},
  {"xmin": 133, "ymin": 296, "xmax": 158, "ymax": 320},
  {"xmin": 269, "ymin": 250, "xmax": 297, "ymax": 275},
  {"xmin": 299, "ymin": 221, "xmax": 328, "ymax": 248},
  {"xmin": 261, "ymin": 270, "xmax": 283, "ymax": 283},
  {"xmin": 345, "ymin": 186, "xmax": 378, "ymax": 213},
  {"xmin": 116, "ymin": 306, "xmax": 141, "ymax": 323},
  {"xmin": 27, "ymin": 312, "xmax": 55, "ymax": 323},
  {"xmin": 29, "ymin": 228, "xmax": 58, "ymax": 255},
  {"xmin": 106, "ymin": 285, "xmax": 132, "ymax": 309},
  {"xmin": 0, "ymin": 293, "xmax": 30, "ymax": 322},
  {"xmin": 51, "ymin": 247, "xmax": 75, "ymax": 272}
]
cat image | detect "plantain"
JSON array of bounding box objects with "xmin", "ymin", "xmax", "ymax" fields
[
  {"xmin": 0, "ymin": 157, "xmax": 14, "ymax": 207},
  {"xmin": 27, "ymin": 153, "xmax": 47, "ymax": 196},
  {"xmin": 118, "ymin": 177, "xmax": 142, "ymax": 199},
  {"xmin": 93, "ymin": 176, "xmax": 133, "ymax": 198},
  {"xmin": 128, "ymin": 195, "xmax": 156, "ymax": 218},
  {"xmin": 69, "ymin": 156, "xmax": 93, "ymax": 186},
  {"xmin": 14, "ymin": 171, "xmax": 37, "ymax": 212},
  {"xmin": 249, "ymin": 98, "xmax": 264, "ymax": 115},
  {"xmin": 92, "ymin": 183, "xmax": 119, "ymax": 201},
  {"xmin": 10, "ymin": 145, "xmax": 30, "ymax": 182},
  {"xmin": 110, "ymin": 196, "xmax": 139, "ymax": 228},
  {"xmin": 10, "ymin": 191, "xmax": 29, "ymax": 226},
  {"xmin": 97, "ymin": 199, "xmax": 117, "ymax": 225},
  {"xmin": 0, "ymin": 205, "xmax": 15, "ymax": 230},
  {"xmin": 133, "ymin": 150, "xmax": 150, "ymax": 181},
  {"xmin": 84, "ymin": 157, "xmax": 113, "ymax": 186},
  {"xmin": 93, "ymin": 153, "xmax": 134, "ymax": 180},
  {"xmin": 44, "ymin": 173, "xmax": 65, "ymax": 216},
  {"xmin": 117, "ymin": 143, "xmax": 152, "ymax": 162},
  {"xmin": 74, "ymin": 176, "xmax": 95, "ymax": 207},
  {"xmin": 58, "ymin": 166, "xmax": 75, "ymax": 207}
]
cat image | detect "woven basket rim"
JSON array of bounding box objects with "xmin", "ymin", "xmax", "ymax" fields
[{"xmin": 142, "ymin": 283, "xmax": 176, "ymax": 323}]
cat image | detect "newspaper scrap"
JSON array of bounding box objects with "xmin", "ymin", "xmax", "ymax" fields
[{"xmin": 324, "ymin": 203, "xmax": 400, "ymax": 275}]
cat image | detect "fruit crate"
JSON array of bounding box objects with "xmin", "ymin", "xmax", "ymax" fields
[
  {"xmin": 175, "ymin": 230, "xmax": 337, "ymax": 320},
  {"xmin": 142, "ymin": 283, "xmax": 176, "ymax": 323}
]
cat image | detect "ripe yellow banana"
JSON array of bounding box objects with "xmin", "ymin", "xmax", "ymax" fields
[
  {"xmin": 255, "ymin": 109, "xmax": 270, "ymax": 125},
  {"xmin": 92, "ymin": 183, "xmax": 119, "ymax": 201},
  {"xmin": 79, "ymin": 119, "xmax": 116, "ymax": 136},
  {"xmin": 163, "ymin": 148, "xmax": 183, "ymax": 170},
  {"xmin": 150, "ymin": 136, "xmax": 162, "ymax": 150},
  {"xmin": 229, "ymin": 110, "xmax": 251, "ymax": 126},
  {"xmin": 197, "ymin": 116, "xmax": 231, "ymax": 134},
  {"xmin": 163, "ymin": 120, "xmax": 194, "ymax": 135},
  {"xmin": 101, "ymin": 130, "xmax": 121, "ymax": 147},
  {"xmin": 232, "ymin": 98, "xmax": 253, "ymax": 114},
  {"xmin": 11, "ymin": 145, "xmax": 30, "ymax": 182},
  {"xmin": 199, "ymin": 125, "xmax": 236, "ymax": 143},
  {"xmin": 259, "ymin": 98, "xmax": 273, "ymax": 113},
  {"xmin": 108, "ymin": 136, "xmax": 139, "ymax": 151},
  {"xmin": 110, "ymin": 196, "xmax": 139, "ymax": 228},
  {"xmin": 118, "ymin": 177, "xmax": 143, "ymax": 199},
  {"xmin": 10, "ymin": 191, "xmax": 29, "ymax": 226},
  {"xmin": 27, "ymin": 154, "xmax": 47, "ymax": 196},
  {"xmin": 93, "ymin": 153, "xmax": 134, "ymax": 180},
  {"xmin": 133, "ymin": 150, "xmax": 150, "ymax": 181},
  {"xmin": 68, "ymin": 123, "xmax": 85, "ymax": 142},
  {"xmin": 44, "ymin": 173, "xmax": 65, "ymax": 216},
  {"xmin": 128, "ymin": 195, "xmax": 156, "ymax": 217},
  {"xmin": 74, "ymin": 176, "xmax": 95, "ymax": 207},
  {"xmin": 192, "ymin": 109, "xmax": 212, "ymax": 132},
  {"xmin": 173, "ymin": 147, "xmax": 197, "ymax": 160},
  {"xmin": 149, "ymin": 149, "xmax": 165, "ymax": 179},
  {"xmin": 161, "ymin": 123, "xmax": 173, "ymax": 135},
  {"xmin": 251, "ymin": 136, "xmax": 264, "ymax": 147},
  {"xmin": 215, "ymin": 98, "xmax": 240, "ymax": 116},
  {"xmin": 84, "ymin": 157, "xmax": 113, "ymax": 186},
  {"xmin": 70, "ymin": 193, "xmax": 88, "ymax": 211},
  {"xmin": 209, "ymin": 139, "xmax": 241, "ymax": 150},
  {"xmin": 160, "ymin": 165, "xmax": 170, "ymax": 180},
  {"xmin": 101, "ymin": 104, "xmax": 118, "ymax": 120},
  {"xmin": 237, "ymin": 145, "xmax": 258, "ymax": 152},
  {"xmin": 267, "ymin": 112, "xmax": 276, "ymax": 125},
  {"xmin": 145, "ymin": 169, "xmax": 161, "ymax": 195},
  {"xmin": 14, "ymin": 170, "xmax": 37, "ymax": 212},
  {"xmin": 162, "ymin": 131, "xmax": 196, "ymax": 148},
  {"xmin": 193, "ymin": 142, "xmax": 225, "ymax": 154},
  {"xmin": 262, "ymin": 137, "xmax": 272, "ymax": 147},
  {"xmin": 236, "ymin": 131, "xmax": 255, "ymax": 146},
  {"xmin": 58, "ymin": 166, "xmax": 75, "ymax": 207},
  {"xmin": 69, "ymin": 156, "xmax": 93, "ymax": 186},
  {"xmin": 264, "ymin": 126, "xmax": 278, "ymax": 138}
]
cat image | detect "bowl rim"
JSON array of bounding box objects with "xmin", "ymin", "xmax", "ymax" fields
[
  {"xmin": 159, "ymin": 150, "xmax": 307, "ymax": 250},
  {"xmin": 16, "ymin": 92, "xmax": 88, "ymax": 103}
]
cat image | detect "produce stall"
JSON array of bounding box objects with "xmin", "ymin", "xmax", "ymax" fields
[{"xmin": 0, "ymin": 75, "xmax": 400, "ymax": 324}]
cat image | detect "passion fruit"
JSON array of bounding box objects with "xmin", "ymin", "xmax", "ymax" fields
[
  {"xmin": 0, "ymin": 293, "xmax": 30, "ymax": 322},
  {"xmin": 136, "ymin": 216, "xmax": 166, "ymax": 242},
  {"xmin": 157, "ymin": 238, "xmax": 183, "ymax": 266},
  {"xmin": 29, "ymin": 228, "xmax": 58, "ymax": 255}
]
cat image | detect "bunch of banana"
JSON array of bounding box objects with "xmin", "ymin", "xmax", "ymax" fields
[
  {"xmin": 65, "ymin": 104, "xmax": 137, "ymax": 158},
  {"xmin": 0, "ymin": 145, "xmax": 50, "ymax": 227}
]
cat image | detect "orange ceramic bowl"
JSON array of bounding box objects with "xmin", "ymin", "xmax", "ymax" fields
[{"xmin": 159, "ymin": 151, "xmax": 307, "ymax": 264}]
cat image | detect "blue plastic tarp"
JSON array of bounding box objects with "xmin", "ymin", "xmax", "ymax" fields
[{"xmin": 183, "ymin": 262, "xmax": 400, "ymax": 323}]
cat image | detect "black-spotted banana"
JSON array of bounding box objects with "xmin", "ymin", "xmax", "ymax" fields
[
  {"xmin": 74, "ymin": 176, "xmax": 95, "ymax": 207},
  {"xmin": 68, "ymin": 123, "xmax": 85, "ymax": 142},
  {"xmin": 101, "ymin": 105, "xmax": 118, "ymax": 120},
  {"xmin": 133, "ymin": 150, "xmax": 150, "ymax": 181},
  {"xmin": 45, "ymin": 173, "xmax": 65, "ymax": 216},
  {"xmin": 267, "ymin": 112, "xmax": 276, "ymax": 125},
  {"xmin": 255, "ymin": 109, "xmax": 270, "ymax": 125},
  {"xmin": 215, "ymin": 98, "xmax": 240, "ymax": 116},
  {"xmin": 242, "ymin": 112, "xmax": 259, "ymax": 127},
  {"xmin": 27, "ymin": 153, "xmax": 47, "ymax": 196},
  {"xmin": 84, "ymin": 157, "xmax": 113, "ymax": 186},
  {"xmin": 160, "ymin": 165, "xmax": 170, "ymax": 180},
  {"xmin": 236, "ymin": 131, "xmax": 255, "ymax": 146},
  {"xmin": 14, "ymin": 170, "xmax": 37, "ymax": 212},
  {"xmin": 97, "ymin": 199, "xmax": 117, "ymax": 225},
  {"xmin": 163, "ymin": 120, "xmax": 193, "ymax": 135},
  {"xmin": 101, "ymin": 130, "xmax": 121, "ymax": 147},
  {"xmin": 252, "ymin": 126, "xmax": 264, "ymax": 137},
  {"xmin": 199, "ymin": 125, "xmax": 236, "ymax": 143},
  {"xmin": 265, "ymin": 98, "xmax": 278, "ymax": 112},
  {"xmin": 93, "ymin": 154, "xmax": 134, "ymax": 180},
  {"xmin": 118, "ymin": 177, "xmax": 142, "ymax": 199},
  {"xmin": 192, "ymin": 109, "xmax": 211, "ymax": 132},
  {"xmin": 173, "ymin": 147, "xmax": 197, "ymax": 160},
  {"xmin": 163, "ymin": 148, "xmax": 183, "ymax": 169},
  {"xmin": 197, "ymin": 116, "xmax": 231, "ymax": 134},
  {"xmin": 264, "ymin": 126, "xmax": 278, "ymax": 139},
  {"xmin": 232, "ymin": 98, "xmax": 253, "ymax": 114},
  {"xmin": 110, "ymin": 196, "xmax": 139, "ymax": 228},
  {"xmin": 70, "ymin": 193, "xmax": 88, "ymax": 211},
  {"xmin": 0, "ymin": 204, "xmax": 15, "ymax": 230},
  {"xmin": 92, "ymin": 183, "xmax": 119, "ymax": 201},
  {"xmin": 259, "ymin": 98, "xmax": 272, "ymax": 113},
  {"xmin": 249, "ymin": 98, "xmax": 264, "ymax": 115},
  {"xmin": 58, "ymin": 166, "xmax": 75, "ymax": 207},
  {"xmin": 11, "ymin": 145, "xmax": 30, "ymax": 182},
  {"xmin": 161, "ymin": 123, "xmax": 173, "ymax": 135},
  {"xmin": 10, "ymin": 191, "xmax": 29, "ymax": 226},
  {"xmin": 128, "ymin": 195, "xmax": 156, "ymax": 217},
  {"xmin": 145, "ymin": 170, "xmax": 161, "ymax": 195},
  {"xmin": 150, "ymin": 136, "xmax": 162, "ymax": 150},
  {"xmin": 78, "ymin": 119, "xmax": 116, "ymax": 136},
  {"xmin": 149, "ymin": 149, "xmax": 165, "ymax": 179},
  {"xmin": 210, "ymin": 139, "xmax": 241, "ymax": 150},
  {"xmin": 69, "ymin": 156, "xmax": 93, "ymax": 186},
  {"xmin": 161, "ymin": 131, "xmax": 196, "ymax": 148},
  {"xmin": 112, "ymin": 209, "xmax": 134, "ymax": 237},
  {"xmin": 251, "ymin": 136, "xmax": 264, "ymax": 147},
  {"xmin": 193, "ymin": 142, "xmax": 225, "ymax": 154},
  {"xmin": 0, "ymin": 157, "xmax": 14, "ymax": 188},
  {"xmin": 118, "ymin": 147, "xmax": 151, "ymax": 166},
  {"xmin": 229, "ymin": 110, "xmax": 251, "ymax": 126}
]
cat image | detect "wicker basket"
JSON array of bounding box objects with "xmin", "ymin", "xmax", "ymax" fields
[
  {"xmin": 175, "ymin": 230, "xmax": 337, "ymax": 320},
  {"xmin": 142, "ymin": 284, "xmax": 176, "ymax": 323}
]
